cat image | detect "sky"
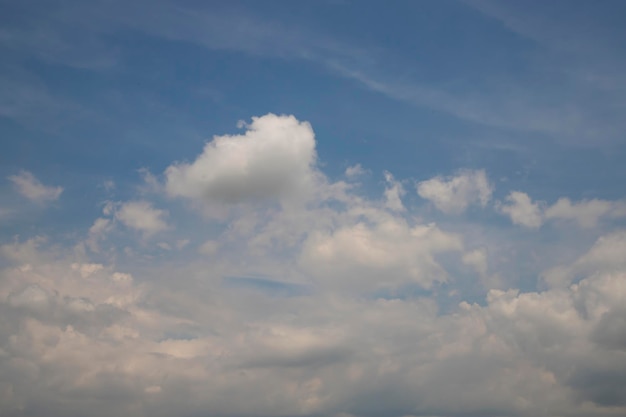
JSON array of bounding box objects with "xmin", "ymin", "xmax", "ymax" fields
[{"xmin": 1, "ymin": 1, "xmax": 626, "ymax": 416}]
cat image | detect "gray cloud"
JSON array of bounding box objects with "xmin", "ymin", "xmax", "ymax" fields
[{"xmin": 591, "ymin": 307, "xmax": 626, "ymax": 351}]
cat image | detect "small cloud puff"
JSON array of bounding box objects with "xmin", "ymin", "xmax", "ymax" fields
[
  {"xmin": 8, "ymin": 170, "xmax": 63, "ymax": 204},
  {"xmin": 345, "ymin": 163, "xmax": 367, "ymax": 179},
  {"xmin": 383, "ymin": 171, "xmax": 406, "ymax": 212},
  {"xmin": 115, "ymin": 201, "xmax": 169, "ymax": 236},
  {"xmin": 497, "ymin": 191, "xmax": 544, "ymax": 228},
  {"xmin": 417, "ymin": 169, "xmax": 493, "ymax": 214}
]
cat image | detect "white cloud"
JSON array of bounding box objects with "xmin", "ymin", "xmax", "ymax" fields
[
  {"xmin": 3, "ymin": 115, "xmax": 626, "ymax": 417},
  {"xmin": 545, "ymin": 198, "xmax": 626, "ymax": 228},
  {"xmin": 497, "ymin": 191, "xmax": 544, "ymax": 228},
  {"xmin": 89, "ymin": 217, "xmax": 111, "ymax": 236},
  {"xmin": 463, "ymin": 247, "xmax": 502, "ymax": 289},
  {"xmin": 498, "ymin": 194, "xmax": 626, "ymax": 229},
  {"xmin": 138, "ymin": 168, "xmax": 162, "ymax": 194},
  {"xmin": 417, "ymin": 169, "xmax": 493, "ymax": 214},
  {"xmin": 300, "ymin": 218, "xmax": 463, "ymax": 291},
  {"xmin": 71, "ymin": 262, "xmax": 104, "ymax": 278},
  {"xmin": 85, "ymin": 217, "xmax": 113, "ymax": 252},
  {"xmin": 541, "ymin": 230, "xmax": 626, "ymax": 288},
  {"xmin": 345, "ymin": 164, "xmax": 366, "ymax": 179},
  {"xmin": 115, "ymin": 201, "xmax": 169, "ymax": 235},
  {"xmin": 383, "ymin": 171, "xmax": 405, "ymax": 212},
  {"xmin": 7, "ymin": 284, "xmax": 51, "ymax": 311},
  {"xmin": 462, "ymin": 248, "xmax": 488, "ymax": 277},
  {"xmin": 2, "ymin": 228, "xmax": 626, "ymax": 417},
  {"xmin": 8, "ymin": 170, "xmax": 63, "ymax": 204},
  {"xmin": 165, "ymin": 114, "xmax": 321, "ymax": 213}
]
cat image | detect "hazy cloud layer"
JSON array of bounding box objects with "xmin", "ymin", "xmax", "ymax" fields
[{"xmin": 2, "ymin": 227, "xmax": 625, "ymax": 417}]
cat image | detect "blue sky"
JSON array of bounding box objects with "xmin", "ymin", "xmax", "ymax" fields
[{"xmin": 2, "ymin": 1, "xmax": 626, "ymax": 416}]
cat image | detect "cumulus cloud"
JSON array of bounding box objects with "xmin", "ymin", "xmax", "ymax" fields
[
  {"xmin": 498, "ymin": 194, "xmax": 626, "ymax": 229},
  {"xmin": 545, "ymin": 198, "xmax": 626, "ymax": 228},
  {"xmin": 541, "ymin": 230, "xmax": 626, "ymax": 288},
  {"xmin": 2, "ymin": 227, "xmax": 626, "ymax": 417},
  {"xmin": 497, "ymin": 191, "xmax": 544, "ymax": 228},
  {"xmin": 416, "ymin": 169, "xmax": 493, "ymax": 214},
  {"xmin": 3, "ymin": 116, "xmax": 626, "ymax": 417},
  {"xmin": 115, "ymin": 201, "xmax": 169, "ymax": 235},
  {"xmin": 165, "ymin": 114, "xmax": 321, "ymax": 213},
  {"xmin": 8, "ymin": 170, "xmax": 63, "ymax": 204}
]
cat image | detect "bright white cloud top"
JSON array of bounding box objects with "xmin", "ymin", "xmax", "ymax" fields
[
  {"xmin": 165, "ymin": 114, "xmax": 320, "ymax": 211},
  {"xmin": 2, "ymin": 2, "xmax": 626, "ymax": 417}
]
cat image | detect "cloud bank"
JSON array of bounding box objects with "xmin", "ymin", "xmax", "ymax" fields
[{"xmin": 2, "ymin": 115, "xmax": 626, "ymax": 417}]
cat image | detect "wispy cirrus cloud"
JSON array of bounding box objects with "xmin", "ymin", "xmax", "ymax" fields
[{"xmin": 4, "ymin": 0, "xmax": 626, "ymax": 147}]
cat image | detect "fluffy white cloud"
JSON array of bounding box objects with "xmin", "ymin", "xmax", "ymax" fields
[
  {"xmin": 115, "ymin": 201, "xmax": 169, "ymax": 235},
  {"xmin": 416, "ymin": 169, "xmax": 493, "ymax": 214},
  {"xmin": 497, "ymin": 191, "xmax": 544, "ymax": 228},
  {"xmin": 8, "ymin": 170, "xmax": 63, "ymax": 204},
  {"xmin": 165, "ymin": 114, "xmax": 321, "ymax": 212}
]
